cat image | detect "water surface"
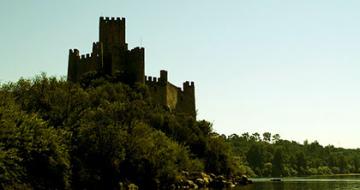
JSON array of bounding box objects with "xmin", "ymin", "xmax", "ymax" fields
[{"xmin": 235, "ymin": 175, "xmax": 360, "ymax": 190}]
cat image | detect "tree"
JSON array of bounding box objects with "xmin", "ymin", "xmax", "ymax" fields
[
  {"xmin": 241, "ymin": 132, "xmax": 250, "ymax": 141},
  {"xmin": 272, "ymin": 148, "xmax": 285, "ymax": 177},
  {"xmin": 263, "ymin": 132, "xmax": 272, "ymax": 143},
  {"xmin": 272, "ymin": 134, "xmax": 281, "ymax": 143},
  {"xmin": 251, "ymin": 133, "xmax": 261, "ymax": 142},
  {"xmin": 295, "ymin": 152, "xmax": 307, "ymax": 175},
  {"xmin": 0, "ymin": 93, "xmax": 70, "ymax": 189},
  {"xmin": 246, "ymin": 144, "xmax": 265, "ymax": 175}
]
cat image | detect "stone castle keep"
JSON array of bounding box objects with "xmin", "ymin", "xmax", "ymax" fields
[{"xmin": 67, "ymin": 17, "xmax": 196, "ymax": 117}]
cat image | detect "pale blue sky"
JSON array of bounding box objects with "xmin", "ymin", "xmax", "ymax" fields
[{"xmin": 1, "ymin": 1, "xmax": 360, "ymax": 148}]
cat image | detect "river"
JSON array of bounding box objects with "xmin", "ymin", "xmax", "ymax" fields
[{"xmin": 233, "ymin": 175, "xmax": 360, "ymax": 190}]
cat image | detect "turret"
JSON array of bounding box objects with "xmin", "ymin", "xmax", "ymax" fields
[
  {"xmin": 68, "ymin": 49, "xmax": 80, "ymax": 82},
  {"xmin": 126, "ymin": 47, "xmax": 145, "ymax": 84},
  {"xmin": 159, "ymin": 70, "xmax": 168, "ymax": 83},
  {"xmin": 182, "ymin": 81, "xmax": 196, "ymax": 117},
  {"xmin": 183, "ymin": 81, "xmax": 195, "ymax": 94}
]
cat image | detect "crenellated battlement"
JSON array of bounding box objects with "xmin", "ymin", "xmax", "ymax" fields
[
  {"xmin": 69, "ymin": 49, "xmax": 80, "ymax": 56},
  {"xmin": 99, "ymin": 17, "xmax": 125, "ymax": 29},
  {"xmin": 100, "ymin": 16, "xmax": 125, "ymax": 23},
  {"xmin": 70, "ymin": 45, "xmax": 102, "ymax": 62},
  {"xmin": 183, "ymin": 81, "xmax": 195, "ymax": 91},
  {"xmin": 145, "ymin": 75, "xmax": 159, "ymax": 84},
  {"xmin": 145, "ymin": 70, "xmax": 169, "ymax": 86},
  {"xmin": 131, "ymin": 47, "xmax": 144, "ymax": 51},
  {"xmin": 79, "ymin": 53, "xmax": 99, "ymax": 62},
  {"xmin": 129, "ymin": 47, "xmax": 145, "ymax": 54}
]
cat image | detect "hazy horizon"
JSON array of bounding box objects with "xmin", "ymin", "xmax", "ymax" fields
[{"xmin": 1, "ymin": 1, "xmax": 360, "ymax": 148}]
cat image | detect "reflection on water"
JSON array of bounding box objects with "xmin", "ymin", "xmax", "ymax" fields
[{"xmin": 213, "ymin": 175, "xmax": 360, "ymax": 190}]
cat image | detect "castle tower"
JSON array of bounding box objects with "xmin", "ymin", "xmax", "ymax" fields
[
  {"xmin": 68, "ymin": 49, "xmax": 80, "ymax": 82},
  {"xmin": 99, "ymin": 17, "xmax": 127, "ymax": 75},
  {"xmin": 126, "ymin": 47, "xmax": 145, "ymax": 84},
  {"xmin": 99, "ymin": 17, "xmax": 126, "ymax": 50},
  {"xmin": 98, "ymin": 17, "xmax": 144, "ymax": 84}
]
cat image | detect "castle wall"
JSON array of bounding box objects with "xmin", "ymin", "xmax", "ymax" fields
[
  {"xmin": 77, "ymin": 53, "xmax": 100, "ymax": 77},
  {"xmin": 145, "ymin": 71, "xmax": 196, "ymax": 117},
  {"xmin": 166, "ymin": 83, "xmax": 179, "ymax": 110},
  {"xmin": 145, "ymin": 76, "xmax": 167, "ymax": 107}
]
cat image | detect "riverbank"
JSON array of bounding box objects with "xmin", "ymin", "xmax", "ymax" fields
[
  {"xmin": 118, "ymin": 172, "xmax": 253, "ymax": 189},
  {"xmin": 172, "ymin": 172, "xmax": 253, "ymax": 189}
]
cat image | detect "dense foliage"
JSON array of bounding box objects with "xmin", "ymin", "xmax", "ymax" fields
[
  {"xmin": 0, "ymin": 74, "xmax": 237, "ymax": 189},
  {"xmin": 2, "ymin": 73, "xmax": 360, "ymax": 189},
  {"xmin": 227, "ymin": 132, "xmax": 360, "ymax": 177}
]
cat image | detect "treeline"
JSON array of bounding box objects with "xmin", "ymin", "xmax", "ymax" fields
[
  {"xmin": 226, "ymin": 132, "xmax": 360, "ymax": 177},
  {"xmin": 0, "ymin": 73, "xmax": 239, "ymax": 190}
]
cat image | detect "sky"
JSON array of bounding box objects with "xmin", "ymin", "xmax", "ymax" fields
[{"xmin": 1, "ymin": 0, "xmax": 360, "ymax": 148}]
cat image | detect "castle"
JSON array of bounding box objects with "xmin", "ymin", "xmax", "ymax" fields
[{"xmin": 67, "ymin": 17, "xmax": 196, "ymax": 117}]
